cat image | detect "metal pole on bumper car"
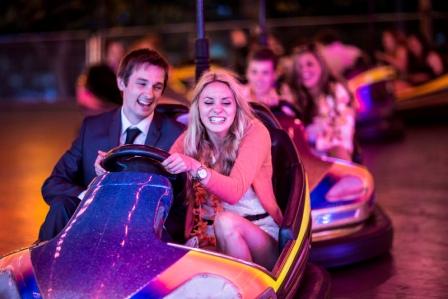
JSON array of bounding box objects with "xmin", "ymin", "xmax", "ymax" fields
[{"xmin": 195, "ymin": 0, "xmax": 210, "ymax": 82}]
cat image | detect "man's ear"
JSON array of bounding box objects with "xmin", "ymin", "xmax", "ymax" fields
[{"xmin": 117, "ymin": 78, "xmax": 125, "ymax": 91}]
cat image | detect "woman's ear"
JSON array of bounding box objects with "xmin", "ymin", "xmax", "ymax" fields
[{"xmin": 117, "ymin": 78, "xmax": 125, "ymax": 91}]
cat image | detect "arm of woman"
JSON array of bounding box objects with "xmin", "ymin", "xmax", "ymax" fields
[
  {"xmin": 163, "ymin": 121, "xmax": 275, "ymax": 203},
  {"xmin": 205, "ymin": 120, "xmax": 271, "ymax": 204},
  {"xmin": 334, "ymin": 83, "xmax": 356, "ymax": 118},
  {"xmin": 163, "ymin": 132, "xmax": 205, "ymax": 179},
  {"xmin": 333, "ymin": 84, "xmax": 356, "ymax": 153},
  {"xmin": 208, "ymin": 121, "xmax": 282, "ymax": 223},
  {"xmin": 169, "ymin": 132, "xmax": 186, "ymax": 154}
]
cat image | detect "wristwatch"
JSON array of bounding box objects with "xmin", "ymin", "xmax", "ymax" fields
[{"xmin": 194, "ymin": 165, "xmax": 208, "ymax": 181}]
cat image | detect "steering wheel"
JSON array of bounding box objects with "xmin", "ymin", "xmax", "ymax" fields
[{"xmin": 101, "ymin": 144, "xmax": 177, "ymax": 180}]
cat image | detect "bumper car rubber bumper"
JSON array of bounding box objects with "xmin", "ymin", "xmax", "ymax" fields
[
  {"xmin": 295, "ymin": 263, "xmax": 331, "ymax": 299},
  {"xmin": 310, "ymin": 204, "xmax": 393, "ymax": 268}
]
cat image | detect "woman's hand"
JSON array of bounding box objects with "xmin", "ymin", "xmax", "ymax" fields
[
  {"xmin": 162, "ymin": 153, "xmax": 201, "ymax": 176},
  {"xmin": 94, "ymin": 150, "xmax": 108, "ymax": 176}
]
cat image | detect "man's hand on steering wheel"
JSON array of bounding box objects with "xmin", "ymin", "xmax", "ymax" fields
[{"xmin": 95, "ymin": 150, "xmax": 108, "ymax": 176}]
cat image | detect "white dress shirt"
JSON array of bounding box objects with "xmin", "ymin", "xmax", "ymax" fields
[{"xmin": 120, "ymin": 108, "xmax": 154, "ymax": 145}]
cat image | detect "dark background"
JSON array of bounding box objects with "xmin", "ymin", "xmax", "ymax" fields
[
  {"xmin": 0, "ymin": 0, "xmax": 447, "ymax": 103},
  {"xmin": 1, "ymin": 1, "xmax": 446, "ymax": 34}
]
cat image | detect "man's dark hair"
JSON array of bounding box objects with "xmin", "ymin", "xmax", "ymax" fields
[
  {"xmin": 117, "ymin": 48, "xmax": 169, "ymax": 90},
  {"xmin": 248, "ymin": 47, "xmax": 278, "ymax": 70}
]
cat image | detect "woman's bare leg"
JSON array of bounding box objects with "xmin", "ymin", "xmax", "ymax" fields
[{"xmin": 214, "ymin": 211, "xmax": 278, "ymax": 270}]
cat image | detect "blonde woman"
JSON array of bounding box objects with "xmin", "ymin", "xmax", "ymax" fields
[{"xmin": 162, "ymin": 70, "xmax": 282, "ymax": 270}]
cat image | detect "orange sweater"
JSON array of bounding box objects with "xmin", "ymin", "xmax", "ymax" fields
[{"xmin": 170, "ymin": 119, "xmax": 281, "ymax": 222}]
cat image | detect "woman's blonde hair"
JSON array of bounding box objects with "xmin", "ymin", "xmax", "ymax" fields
[{"xmin": 184, "ymin": 69, "xmax": 254, "ymax": 175}]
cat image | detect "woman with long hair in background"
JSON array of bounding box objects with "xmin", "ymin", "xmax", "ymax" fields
[{"xmin": 290, "ymin": 43, "xmax": 356, "ymax": 161}]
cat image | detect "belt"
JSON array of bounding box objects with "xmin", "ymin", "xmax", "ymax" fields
[
  {"xmin": 203, "ymin": 218, "xmax": 214, "ymax": 225},
  {"xmin": 244, "ymin": 212, "xmax": 269, "ymax": 222},
  {"xmin": 202, "ymin": 212, "xmax": 269, "ymax": 225}
]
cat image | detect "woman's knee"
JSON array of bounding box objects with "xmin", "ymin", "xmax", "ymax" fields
[{"xmin": 214, "ymin": 211, "xmax": 240, "ymax": 237}]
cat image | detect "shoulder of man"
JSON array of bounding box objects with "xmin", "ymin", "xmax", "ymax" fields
[
  {"xmin": 83, "ymin": 107, "xmax": 120, "ymax": 127},
  {"xmin": 154, "ymin": 109, "xmax": 186, "ymax": 133}
]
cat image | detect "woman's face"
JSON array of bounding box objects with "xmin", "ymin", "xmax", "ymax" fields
[
  {"xmin": 198, "ymin": 81, "xmax": 237, "ymax": 139},
  {"xmin": 407, "ymin": 35, "xmax": 422, "ymax": 56},
  {"xmin": 296, "ymin": 52, "xmax": 322, "ymax": 90},
  {"xmin": 382, "ymin": 31, "xmax": 396, "ymax": 52}
]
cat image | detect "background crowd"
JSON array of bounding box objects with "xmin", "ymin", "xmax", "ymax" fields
[{"xmin": 78, "ymin": 27, "xmax": 446, "ymax": 161}]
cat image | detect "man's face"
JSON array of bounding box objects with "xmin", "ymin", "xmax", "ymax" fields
[
  {"xmin": 246, "ymin": 60, "xmax": 276, "ymax": 98},
  {"xmin": 118, "ymin": 64, "xmax": 165, "ymax": 124}
]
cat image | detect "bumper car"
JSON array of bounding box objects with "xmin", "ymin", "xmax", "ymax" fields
[
  {"xmin": 0, "ymin": 104, "xmax": 330, "ymax": 298},
  {"xmin": 395, "ymin": 74, "xmax": 448, "ymax": 118},
  {"xmin": 251, "ymin": 102, "xmax": 393, "ymax": 268},
  {"xmin": 347, "ymin": 66, "xmax": 404, "ymax": 142}
]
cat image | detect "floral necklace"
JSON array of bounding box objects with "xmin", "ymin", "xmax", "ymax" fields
[
  {"xmin": 189, "ymin": 181, "xmax": 223, "ymax": 248},
  {"xmin": 189, "ymin": 154, "xmax": 223, "ymax": 248}
]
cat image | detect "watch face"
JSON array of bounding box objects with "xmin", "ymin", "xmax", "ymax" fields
[{"xmin": 197, "ymin": 167, "xmax": 207, "ymax": 179}]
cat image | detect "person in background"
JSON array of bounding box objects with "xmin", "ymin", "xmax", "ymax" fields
[
  {"xmin": 76, "ymin": 64, "xmax": 122, "ymax": 116},
  {"xmin": 315, "ymin": 29, "xmax": 366, "ymax": 80},
  {"xmin": 245, "ymin": 47, "xmax": 281, "ymax": 107},
  {"xmin": 244, "ymin": 47, "xmax": 297, "ymax": 116},
  {"xmin": 375, "ymin": 29, "xmax": 408, "ymax": 75},
  {"xmin": 39, "ymin": 48, "xmax": 185, "ymax": 242},
  {"xmin": 76, "ymin": 40, "xmax": 126, "ymax": 116},
  {"xmin": 290, "ymin": 43, "xmax": 356, "ymax": 161},
  {"xmin": 161, "ymin": 70, "xmax": 282, "ymax": 270},
  {"xmin": 406, "ymin": 32, "xmax": 445, "ymax": 85}
]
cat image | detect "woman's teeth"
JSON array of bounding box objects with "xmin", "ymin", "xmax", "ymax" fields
[{"xmin": 209, "ymin": 116, "xmax": 226, "ymax": 123}]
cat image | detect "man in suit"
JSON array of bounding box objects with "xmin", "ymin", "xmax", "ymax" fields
[{"xmin": 39, "ymin": 48, "xmax": 185, "ymax": 242}]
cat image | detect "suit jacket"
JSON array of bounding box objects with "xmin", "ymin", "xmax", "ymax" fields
[{"xmin": 41, "ymin": 108, "xmax": 187, "ymax": 242}]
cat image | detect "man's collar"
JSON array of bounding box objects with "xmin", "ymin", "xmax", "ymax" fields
[{"xmin": 120, "ymin": 108, "xmax": 154, "ymax": 134}]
